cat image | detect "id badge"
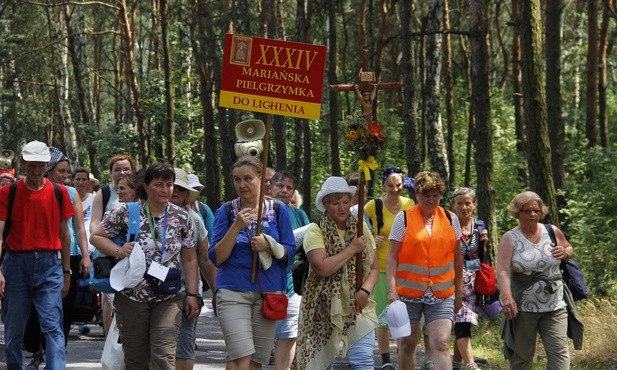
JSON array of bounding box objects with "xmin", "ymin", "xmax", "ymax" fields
[
  {"xmin": 465, "ymin": 258, "xmax": 481, "ymax": 272},
  {"xmin": 147, "ymin": 261, "xmax": 169, "ymax": 281}
]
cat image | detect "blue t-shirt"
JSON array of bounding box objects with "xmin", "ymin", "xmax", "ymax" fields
[{"xmin": 209, "ymin": 199, "xmax": 296, "ymax": 292}]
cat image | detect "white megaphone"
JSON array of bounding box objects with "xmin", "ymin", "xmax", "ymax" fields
[{"xmin": 234, "ymin": 119, "xmax": 266, "ymax": 158}]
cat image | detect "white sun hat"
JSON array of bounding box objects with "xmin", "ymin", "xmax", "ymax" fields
[
  {"xmin": 174, "ymin": 168, "xmax": 200, "ymax": 203},
  {"xmin": 315, "ymin": 176, "xmax": 357, "ymax": 212},
  {"xmin": 188, "ymin": 173, "xmax": 204, "ymax": 190},
  {"xmin": 387, "ymin": 300, "xmax": 411, "ymax": 339}
]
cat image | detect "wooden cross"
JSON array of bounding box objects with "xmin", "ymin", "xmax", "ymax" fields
[
  {"xmin": 330, "ymin": 49, "xmax": 401, "ymax": 290},
  {"xmin": 330, "ymin": 49, "xmax": 401, "ymax": 122}
]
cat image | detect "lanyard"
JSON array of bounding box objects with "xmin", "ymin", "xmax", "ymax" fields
[{"xmin": 145, "ymin": 201, "xmax": 168, "ymax": 256}]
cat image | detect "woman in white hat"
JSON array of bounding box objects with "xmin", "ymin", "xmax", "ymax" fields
[
  {"xmin": 296, "ymin": 176, "xmax": 379, "ymax": 370},
  {"xmin": 171, "ymin": 168, "xmax": 217, "ymax": 370}
]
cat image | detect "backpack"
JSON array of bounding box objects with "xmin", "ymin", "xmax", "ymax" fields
[
  {"xmin": 544, "ymin": 223, "xmax": 589, "ymax": 301},
  {"xmin": 1, "ymin": 181, "xmax": 63, "ymax": 263},
  {"xmin": 91, "ymin": 202, "xmax": 140, "ymax": 293},
  {"xmin": 375, "ymin": 198, "xmax": 385, "ymax": 235},
  {"xmin": 101, "ymin": 185, "xmax": 111, "ymax": 219}
]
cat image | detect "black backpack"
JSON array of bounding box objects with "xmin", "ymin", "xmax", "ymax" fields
[{"xmin": 544, "ymin": 224, "xmax": 589, "ymax": 301}]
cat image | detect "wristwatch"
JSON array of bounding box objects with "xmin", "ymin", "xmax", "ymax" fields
[{"xmin": 63, "ymin": 269, "xmax": 72, "ymax": 275}]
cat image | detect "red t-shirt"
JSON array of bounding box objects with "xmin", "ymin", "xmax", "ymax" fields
[{"xmin": 0, "ymin": 179, "xmax": 75, "ymax": 252}]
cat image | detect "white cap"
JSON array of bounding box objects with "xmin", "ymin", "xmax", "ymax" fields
[
  {"xmin": 386, "ymin": 300, "xmax": 411, "ymax": 339},
  {"xmin": 21, "ymin": 141, "xmax": 51, "ymax": 162}
]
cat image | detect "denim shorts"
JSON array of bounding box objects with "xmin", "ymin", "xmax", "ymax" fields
[
  {"xmin": 275, "ymin": 293, "xmax": 301, "ymax": 339},
  {"xmin": 405, "ymin": 297, "xmax": 455, "ymax": 324},
  {"xmin": 176, "ymin": 315, "xmax": 198, "ymax": 359}
]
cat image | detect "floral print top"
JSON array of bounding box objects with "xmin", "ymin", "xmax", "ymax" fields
[{"xmin": 101, "ymin": 200, "xmax": 195, "ymax": 302}]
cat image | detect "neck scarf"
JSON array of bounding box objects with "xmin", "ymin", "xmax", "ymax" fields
[{"xmin": 298, "ymin": 212, "xmax": 374, "ymax": 369}]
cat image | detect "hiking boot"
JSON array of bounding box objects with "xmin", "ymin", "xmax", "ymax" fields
[{"xmin": 25, "ymin": 351, "xmax": 44, "ymax": 370}]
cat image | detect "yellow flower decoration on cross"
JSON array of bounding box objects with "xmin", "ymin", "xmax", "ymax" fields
[{"xmin": 358, "ymin": 156, "xmax": 378, "ymax": 181}]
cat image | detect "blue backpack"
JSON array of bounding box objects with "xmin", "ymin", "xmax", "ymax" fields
[{"xmin": 91, "ymin": 202, "xmax": 140, "ymax": 293}]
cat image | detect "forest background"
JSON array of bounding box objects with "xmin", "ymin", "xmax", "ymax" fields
[{"xmin": 1, "ymin": 0, "xmax": 616, "ymax": 340}]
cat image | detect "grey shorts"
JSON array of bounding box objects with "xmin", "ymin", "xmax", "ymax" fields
[
  {"xmin": 216, "ymin": 289, "xmax": 278, "ymax": 364},
  {"xmin": 176, "ymin": 314, "xmax": 198, "ymax": 360},
  {"xmin": 275, "ymin": 293, "xmax": 301, "ymax": 339},
  {"xmin": 405, "ymin": 297, "xmax": 455, "ymax": 325}
]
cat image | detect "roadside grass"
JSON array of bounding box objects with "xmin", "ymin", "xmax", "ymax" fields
[{"xmin": 467, "ymin": 297, "xmax": 617, "ymax": 369}]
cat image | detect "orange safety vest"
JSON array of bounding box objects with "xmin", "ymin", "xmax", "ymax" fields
[{"xmin": 395, "ymin": 206, "xmax": 457, "ymax": 299}]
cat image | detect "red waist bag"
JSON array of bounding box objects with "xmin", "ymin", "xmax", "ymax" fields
[{"xmin": 474, "ymin": 262, "xmax": 496, "ymax": 296}]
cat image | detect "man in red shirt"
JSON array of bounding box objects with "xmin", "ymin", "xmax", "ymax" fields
[{"xmin": 0, "ymin": 140, "xmax": 75, "ymax": 370}]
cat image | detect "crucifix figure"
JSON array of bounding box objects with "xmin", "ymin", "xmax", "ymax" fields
[
  {"xmin": 330, "ymin": 49, "xmax": 401, "ymax": 122},
  {"xmin": 330, "ymin": 49, "xmax": 401, "ymax": 290}
]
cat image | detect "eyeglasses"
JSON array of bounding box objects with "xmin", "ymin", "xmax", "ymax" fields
[
  {"xmin": 174, "ymin": 186, "xmax": 188, "ymax": 193},
  {"xmin": 520, "ymin": 208, "xmax": 541, "ymax": 214}
]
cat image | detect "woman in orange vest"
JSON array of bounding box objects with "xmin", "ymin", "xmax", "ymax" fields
[{"xmin": 386, "ymin": 171, "xmax": 463, "ymax": 370}]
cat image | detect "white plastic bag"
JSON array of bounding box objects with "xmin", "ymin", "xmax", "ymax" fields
[
  {"xmin": 101, "ymin": 316, "xmax": 125, "ymax": 370},
  {"xmin": 110, "ymin": 244, "xmax": 146, "ymax": 291}
]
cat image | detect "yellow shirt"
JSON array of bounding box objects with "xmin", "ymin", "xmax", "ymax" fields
[{"xmin": 364, "ymin": 197, "xmax": 415, "ymax": 272}]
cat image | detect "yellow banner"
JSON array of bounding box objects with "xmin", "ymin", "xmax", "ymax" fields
[{"xmin": 220, "ymin": 91, "xmax": 321, "ymax": 120}]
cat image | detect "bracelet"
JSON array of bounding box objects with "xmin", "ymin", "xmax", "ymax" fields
[
  {"xmin": 357, "ymin": 287, "xmax": 371, "ymax": 296},
  {"xmin": 186, "ymin": 293, "xmax": 199, "ymax": 298},
  {"xmin": 500, "ymin": 294, "xmax": 512, "ymax": 302}
]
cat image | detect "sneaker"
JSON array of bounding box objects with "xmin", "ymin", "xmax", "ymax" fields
[
  {"xmin": 79, "ymin": 324, "xmax": 91, "ymax": 334},
  {"xmin": 25, "ymin": 351, "xmax": 44, "ymax": 370},
  {"xmin": 453, "ymin": 361, "xmax": 463, "ymax": 370},
  {"xmin": 423, "ymin": 360, "xmax": 434, "ymax": 370},
  {"xmin": 382, "ymin": 363, "xmax": 395, "ymax": 370},
  {"xmin": 462, "ymin": 362, "xmax": 480, "ymax": 370}
]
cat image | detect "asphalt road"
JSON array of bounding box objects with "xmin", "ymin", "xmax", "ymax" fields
[{"xmin": 0, "ymin": 291, "xmax": 446, "ymax": 369}]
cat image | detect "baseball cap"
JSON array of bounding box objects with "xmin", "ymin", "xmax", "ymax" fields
[
  {"xmin": 21, "ymin": 141, "xmax": 51, "ymax": 162},
  {"xmin": 386, "ymin": 300, "xmax": 411, "ymax": 339}
]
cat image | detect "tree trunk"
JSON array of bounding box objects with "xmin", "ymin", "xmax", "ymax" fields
[
  {"xmin": 469, "ymin": 0, "xmax": 497, "ymax": 263},
  {"xmin": 57, "ymin": 7, "xmax": 79, "ymax": 161},
  {"xmin": 65, "ymin": 4, "xmax": 98, "ymax": 170},
  {"xmin": 512, "ymin": 0, "xmax": 526, "ymax": 184},
  {"xmin": 327, "ymin": 0, "xmax": 340, "ymax": 176},
  {"xmin": 191, "ymin": 0, "xmax": 223, "ymax": 208},
  {"xmin": 545, "ymin": 0, "xmax": 567, "ymax": 215},
  {"xmin": 400, "ymin": 0, "xmax": 420, "ymax": 179},
  {"xmin": 119, "ymin": 0, "xmax": 149, "ymax": 168},
  {"xmin": 423, "ymin": 0, "xmax": 449, "ymax": 185},
  {"xmin": 295, "ymin": 0, "xmax": 312, "ymax": 215},
  {"xmin": 520, "ymin": 0, "xmax": 559, "ymax": 225},
  {"xmin": 443, "ymin": 0, "xmax": 456, "ymax": 187},
  {"xmin": 585, "ymin": 0, "xmax": 598, "ymax": 148},
  {"xmin": 161, "ymin": 0, "xmax": 175, "ymax": 164},
  {"xmin": 598, "ymin": 0, "xmax": 611, "ymax": 147}
]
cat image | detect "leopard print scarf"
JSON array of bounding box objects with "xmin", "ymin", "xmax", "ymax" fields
[{"xmin": 297, "ymin": 212, "xmax": 362, "ymax": 369}]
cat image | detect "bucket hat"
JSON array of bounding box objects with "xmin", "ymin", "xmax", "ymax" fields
[
  {"xmin": 315, "ymin": 176, "xmax": 356, "ymax": 212},
  {"xmin": 386, "ymin": 300, "xmax": 411, "ymax": 339},
  {"xmin": 174, "ymin": 168, "xmax": 199, "ymax": 203},
  {"xmin": 21, "ymin": 141, "xmax": 51, "ymax": 162},
  {"xmin": 188, "ymin": 173, "xmax": 204, "ymax": 190}
]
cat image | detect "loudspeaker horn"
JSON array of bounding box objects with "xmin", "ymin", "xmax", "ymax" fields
[{"xmin": 235, "ymin": 119, "xmax": 265, "ymax": 142}]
